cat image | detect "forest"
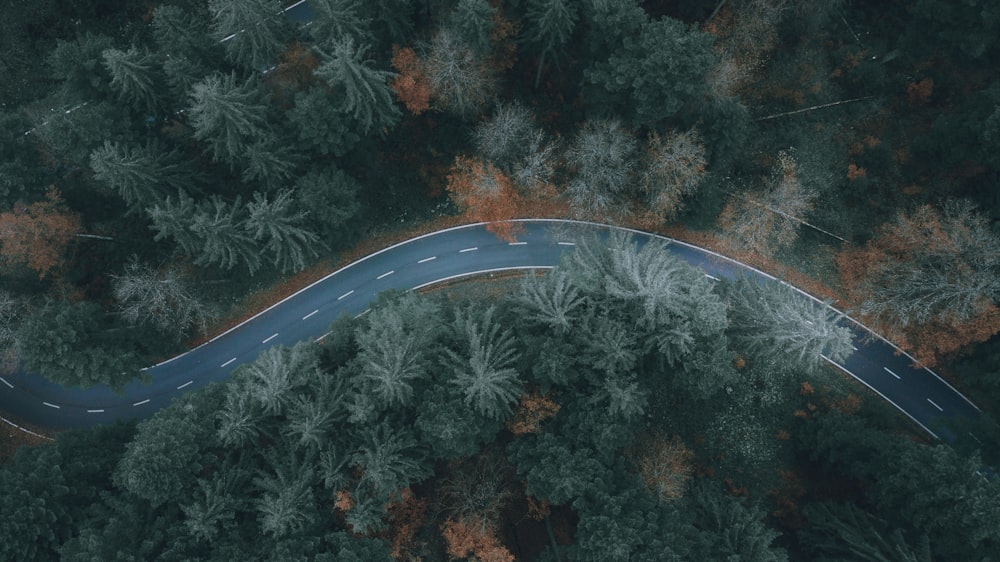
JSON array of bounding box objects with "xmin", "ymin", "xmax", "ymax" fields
[{"xmin": 1, "ymin": 0, "xmax": 999, "ymax": 560}]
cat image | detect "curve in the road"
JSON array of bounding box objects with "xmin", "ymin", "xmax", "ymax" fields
[{"xmin": 0, "ymin": 220, "xmax": 982, "ymax": 443}]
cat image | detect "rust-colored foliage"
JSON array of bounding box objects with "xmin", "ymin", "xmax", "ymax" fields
[
  {"xmin": 334, "ymin": 488, "xmax": 354, "ymax": 513},
  {"xmin": 265, "ymin": 42, "xmax": 320, "ymax": 103},
  {"xmin": 390, "ymin": 46, "xmax": 431, "ymax": 116},
  {"xmin": 634, "ymin": 434, "xmax": 695, "ymax": 502},
  {"xmin": 440, "ymin": 517, "xmax": 514, "ymax": 562},
  {"xmin": 906, "ymin": 78, "xmax": 934, "ymax": 106},
  {"xmin": 382, "ymin": 487, "xmax": 429, "ymax": 560},
  {"xmin": 799, "ymin": 382, "xmax": 814, "ymax": 396},
  {"xmin": 506, "ymin": 390, "xmax": 560, "ymax": 435},
  {"xmin": 445, "ymin": 156, "xmax": 524, "ymax": 242},
  {"xmin": 526, "ymin": 495, "xmax": 550, "ymax": 521},
  {"xmin": 846, "ymin": 163, "xmax": 867, "ymax": 181},
  {"xmin": 0, "ymin": 187, "xmax": 80, "ymax": 279}
]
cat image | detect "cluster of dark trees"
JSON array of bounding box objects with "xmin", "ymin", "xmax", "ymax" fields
[
  {"xmin": 1, "ymin": 236, "xmax": 997, "ymax": 560},
  {"xmin": 2, "ymin": 0, "xmax": 1000, "ymax": 559}
]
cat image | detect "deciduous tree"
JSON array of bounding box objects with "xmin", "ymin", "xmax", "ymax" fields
[
  {"xmin": 445, "ymin": 156, "xmax": 523, "ymax": 241},
  {"xmin": 389, "ymin": 46, "xmax": 431, "ymax": 115},
  {"xmin": 422, "ymin": 29, "xmax": 494, "ymax": 118},
  {"xmin": 565, "ymin": 119, "xmax": 637, "ymax": 219},
  {"xmin": 0, "ymin": 187, "xmax": 80, "ymax": 279},
  {"xmin": 112, "ymin": 261, "xmax": 212, "ymax": 337},
  {"xmin": 641, "ymin": 128, "xmax": 708, "ymax": 222}
]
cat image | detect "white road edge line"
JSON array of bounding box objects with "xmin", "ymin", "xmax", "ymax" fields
[
  {"xmin": 821, "ymin": 354, "xmax": 939, "ymax": 439},
  {"xmin": 411, "ymin": 266, "xmax": 555, "ymax": 291},
  {"xmin": 0, "ymin": 376, "xmax": 12, "ymax": 389},
  {"xmin": 87, "ymin": 409, "xmax": 104, "ymax": 413},
  {"xmin": 927, "ymin": 398, "xmax": 944, "ymax": 412},
  {"xmin": 302, "ymin": 309, "xmax": 319, "ymax": 320},
  {"xmin": 177, "ymin": 381, "xmax": 193, "ymax": 390},
  {"xmin": 459, "ymin": 247, "xmax": 478, "ymax": 253},
  {"xmin": 418, "ymin": 256, "xmax": 436, "ymax": 263},
  {"xmin": 315, "ymin": 332, "xmax": 329, "ymax": 343},
  {"xmin": 221, "ymin": 357, "xmax": 237, "ymax": 368},
  {"xmin": 884, "ymin": 367, "xmax": 901, "ymax": 380},
  {"xmin": 133, "ymin": 399, "xmax": 150, "ymax": 407},
  {"xmin": 337, "ymin": 290, "xmax": 354, "ymax": 300},
  {"xmin": 704, "ymin": 273, "xmax": 719, "ymax": 281},
  {"xmin": 262, "ymin": 333, "xmax": 279, "ymax": 344},
  {"xmin": 43, "ymin": 402, "xmax": 60, "ymax": 409},
  {"xmin": 354, "ymin": 309, "xmax": 370, "ymax": 319},
  {"xmin": 377, "ymin": 270, "xmax": 394, "ymax": 279},
  {"xmin": 557, "ymin": 241, "xmax": 576, "ymax": 246},
  {"xmin": 508, "ymin": 241, "xmax": 527, "ymax": 246}
]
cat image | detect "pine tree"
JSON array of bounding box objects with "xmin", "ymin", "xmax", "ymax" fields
[
  {"xmin": 246, "ymin": 189, "xmax": 321, "ymax": 273},
  {"xmin": 254, "ymin": 460, "xmax": 316, "ymax": 538},
  {"xmin": 308, "ymin": 0, "xmax": 371, "ymax": 46},
  {"xmin": 101, "ymin": 47, "xmax": 161, "ymax": 111},
  {"xmin": 147, "ymin": 190, "xmax": 200, "ymax": 255},
  {"xmin": 446, "ymin": 306, "xmax": 523, "ymax": 420},
  {"xmin": 725, "ymin": 276, "xmax": 853, "ymax": 372},
  {"xmin": 448, "ymin": 0, "xmax": 496, "ymax": 55},
  {"xmin": 352, "ymin": 424, "xmax": 431, "ymax": 500},
  {"xmin": 240, "ymin": 140, "xmax": 297, "ymax": 190},
  {"xmin": 189, "ymin": 196, "xmax": 261, "ymax": 273},
  {"xmin": 209, "ymin": 0, "xmax": 290, "ymax": 70},
  {"xmin": 90, "ymin": 141, "xmax": 197, "ymax": 207},
  {"xmin": 313, "ymin": 37, "xmax": 400, "ymax": 134},
  {"xmin": 517, "ymin": 270, "xmax": 584, "ymax": 334},
  {"xmin": 182, "ymin": 476, "xmax": 239, "ymax": 543},
  {"xmin": 522, "ymin": 0, "xmax": 578, "ymax": 87},
  {"xmin": 188, "ymin": 72, "xmax": 268, "ymax": 165}
]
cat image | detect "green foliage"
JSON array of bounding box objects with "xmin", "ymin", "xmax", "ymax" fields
[
  {"xmin": 508, "ymin": 432, "xmax": 611, "ymax": 505},
  {"xmin": 586, "ymin": 17, "xmax": 716, "ymax": 127},
  {"xmin": 16, "ymin": 300, "xmax": 145, "ymax": 390},
  {"xmin": 448, "ymin": 0, "xmax": 496, "ymax": 55},
  {"xmin": 247, "ymin": 189, "xmax": 322, "ymax": 273},
  {"xmin": 685, "ymin": 479, "xmax": 789, "ymax": 561},
  {"xmin": 799, "ymin": 502, "xmax": 933, "ymax": 562},
  {"xmin": 446, "ymin": 305, "xmax": 523, "ymax": 420},
  {"xmin": 89, "ymin": 141, "xmax": 198, "ymax": 208},
  {"xmin": 313, "ymin": 37, "xmax": 400, "ymax": 135},
  {"xmin": 209, "ymin": 0, "xmax": 290, "ymax": 69},
  {"xmin": 114, "ymin": 384, "xmax": 223, "ymax": 507},
  {"xmin": 725, "ymin": 276, "xmax": 854, "ymax": 372},
  {"xmin": 0, "ymin": 445, "xmax": 70, "ymax": 561},
  {"xmin": 288, "ymin": 86, "xmax": 362, "ymax": 157},
  {"xmin": 47, "ymin": 32, "xmax": 113, "ymax": 100},
  {"xmin": 309, "ymin": 0, "xmax": 372, "ymax": 45},
  {"xmin": 188, "ymin": 72, "xmax": 268, "ymax": 165},
  {"xmin": 293, "ymin": 164, "xmax": 362, "ymax": 246},
  {"xmin": 521, "ymin": 0, "xmax": 578, "ymax": 86},
  {"xmin": 102, "ymin": 47, "xmax": 162, "ymax": 111}
]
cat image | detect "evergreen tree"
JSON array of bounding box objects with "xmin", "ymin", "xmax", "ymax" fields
[
  {"xmin": 102, "ymin": 47, "xmax": 161, "ymax": 111},
  {"xmin": 686, "ymin": 479, "xmax": 789, "ymax": 561},
  {"xmin": 209, "ymin": 0, "xmax": 290, "ymax": 70},
  {"xmin": 47, "ymin": 32, "xmax": 113, "ymax": 100},
  {"xmin": 189, "ymin": 196, "xmax": 261, "ymax": 273},
  {"xmin": 725, "ymin": 276, "xmax": 854, "ymax": 372},
  {"xmin": 521, "ymin": 0, "xmax": 578, "ymax": 87},
  {"xmin": 586, "ymin": 16, "xmax": 716, "ymax": 127},
  {"xmin": 188, "ymin": 72, "xmax": 268, "ymax": 165},
  {"xmin": 240, "ymin": 139, "xmax": 298, "ymax": 190},
  {"xmin": 147, "ymin": 190, "xmax": 200, "ymax": 256},
  {"xmin": 517, "ymin": 270, "xmax": 584, "ymax": 335},
  {"xmin": 352, "ymin": 424, "xmax": 431, "ymax": 501},
  {"xmin": 448, "ymin": 0, "xmax": 496, "ymax": 55},
  {"xmin": 800, "ymin": 502, "xmax": 933, "ymax": 562},
  {"xmin": 288, "ymin": 86, "xmax": 362, "ymax": 157},
  {"xmin": 313, "ymin": 37, "xmax": 400, "ymax": 135},
  {"xmin": 90, "ymin": 141, "xmax": 197, "ymax": 208},
  {"xmin": 446, "ymin": 305, "xmax": 523, "ymax": 420},
  {"xmin": 309, "ymin": 0, "xmax": 372, "ymax": 46},
  {"xmin": 293, "ymin": 164, "xmax": 362, "ymax": 246},
  {"xmin": 254, "ymin": 459, "xmax": 317, "ymax": 538},
  {"xmin": 246, "ymin": 189, "xmax": 322, "ymax": 273},
  {"xmin": 182, "ymin": 475, "xmax": 240, "ymax": 543}
]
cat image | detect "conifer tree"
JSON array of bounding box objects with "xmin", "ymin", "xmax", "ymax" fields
[
  {"xmin": 209, "ymin": 0, "xmax": 289, "ymax": 70},
  {"xmin": 522, "ymin": 0, "xmax": 578, "ymax": 87},
  {"xmin": 102, "ymin": 47, "xmax": 161, "ymax": 111},
  {"xmin": 246, "ymin": 190, "xmax": 321, "ymax": 273},
  {"xmin": 188, "ymin": 72, "xmax": 268, "ymax": 165},
  {"xmin": 446, "ymin": 306, "xmax": 523, "ymax": 420},
  {"xmin": 314, "ymin": 37, "xmax": 400, "ymax": 134}
]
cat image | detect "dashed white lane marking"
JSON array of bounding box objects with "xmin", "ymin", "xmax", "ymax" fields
[
  {"xmin": 508, "ymin": 241, "xmax": 527, "ymax": 246},
  {"xmin": 302, "ymin": 309, "xmax": 319, "ymax": 320},
  {"xmin": 0, "ymin": 376, "xmax": 12, "ymax": 389},
  {"xmin": 133, "ymin": 399, "xmax": 150, "ymax": 407},
  {"xmin": 852, "ymin": 346, "xmax": 858, "ymax": 351},
  {"xmin": 927, "ymin": 398, "xmax": 944, "ymax": 412},
  {"xmin": 884, "ymin": 367, "xmax": 901, "ymax": 380},
  {"xmin": 43, "ymin": 402, "xmax": 60, "ymax": 409},
  {"xmin": 221, "ymin": 357, "xmax": 237, "ymax": 368},
  {"xmin": 557, "ymin": 241, "xmax": 576, "ymax": 246},
  {"xmin": 704, "ymin": 273, "xmax": 719, "ymax": 281},
  {"xmin": 87, "ymin": 409, "xmax": 104, "ymax": 413},
  {"xmin": 262, "ymin": 333, "xmax": 279, "ymax": 344},
  {"xmin": 418, "ymin": 256, "xmax": 436, "ymax": 263},
  {"xmin": 338, "ymin": 290, "xmax": 354, "ymax": 300},
  {"xmin": 805, "ymin": 320, "xmax": 814, "ymax": 325},
  {"xmin": 177, "ymin": 380, "xmax": 193, "ymax": 390},
  {"xmin": 459, "ymin": 247, "xmax": 478, "ymax": 253},
  {"xmin": 377, "ymin": 270, "xmax": 394, "ymax": 279}
]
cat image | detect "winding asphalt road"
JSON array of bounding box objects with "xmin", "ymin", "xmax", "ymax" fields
[{"xmin": 0, "ymin": 220, "xmax": 984, "ymax": 443}]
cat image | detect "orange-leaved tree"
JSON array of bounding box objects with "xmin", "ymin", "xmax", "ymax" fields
[
  {"xmin": 440, "ymin": 517, "xmax": 514, "ymax": 562},
  {"xmin": 836, "ymin": 199, "xmax": 1000, "ymax": 365},
  {"xmin": 0, "ymin": 187, "xmax": 81, "ymax": 279},
  {"xmin": 390, "ymin": 46, "xmax": 431, "ymax": 116},
  {"xmin": 445, "ymin": 156, "xmax": 523, "ymax": 241}
]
